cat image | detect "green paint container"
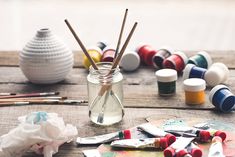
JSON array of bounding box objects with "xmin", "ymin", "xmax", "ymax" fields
[
  {"xmin": 155, "ymin": 69, "xmax": 178, "ymax": 96},
  {"xmin": 188, "ymin": 51, "xmax": 212, "ymax": 69}
]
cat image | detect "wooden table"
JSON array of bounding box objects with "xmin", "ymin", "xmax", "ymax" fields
[{"xmin": 0, "ymin": 51, "xmax": 234, "ymax": 157}]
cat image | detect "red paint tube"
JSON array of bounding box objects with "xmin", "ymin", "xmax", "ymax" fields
[
  {"xmin": 177, "ymin": 149, "xmax": 192, "ymax": 157},
  {"xmin": 138, "ymin": 123, "xmax": 176, "ymax": 145},
  {"xmin": 165, "ymin": 126, "xmax": 210, "ymax": 142},
  {"xmin": 164, "ymin": 137, "xmax": 194, "ymax": 157},
  {"xmin": 186, "ymin": 143, "xmax": 202, "ymax": 157}
]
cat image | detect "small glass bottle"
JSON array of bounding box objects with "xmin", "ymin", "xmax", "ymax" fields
[{"xmin": 87, "ymin": 62, "xmax": 124, "ymax": 125}]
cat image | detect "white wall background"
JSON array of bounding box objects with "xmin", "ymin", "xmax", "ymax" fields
[{"xmin": 1, "ymin": 0, "xmax": 235, "ymax": 51}]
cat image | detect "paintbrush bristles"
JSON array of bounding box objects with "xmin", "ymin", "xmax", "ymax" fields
[
  {"xmin": 114, "ymin": 9, "xmax": 128, "ymax": 59},
  {"xmin": 64, "ymin": 19, "xmax": 98, "ymax": 70}
]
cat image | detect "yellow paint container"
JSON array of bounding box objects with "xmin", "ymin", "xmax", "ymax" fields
[
  {"xmin": 183, "ymin": 78, "xmax": 206, "ymax": 105},
  {"xmin": 83, "ymin": 47, "xmax": 102, "ymax": 69}
]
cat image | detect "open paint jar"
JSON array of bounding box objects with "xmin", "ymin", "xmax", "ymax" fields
[
  {"xmin": 209, "ymin": 85, "xmax": 235, "ymax": 112},
  {"xmin": 152, "ymin": 47, "xmax": 173, "ymax": 69},
  {"xmin": 183, "ymin": 64, "xmax": 207, "ymax": 80},
  {"xmin": 188, "ymin": 51, "xmax": 212, "ymax": 69},
  {"xmin": 183, "ymin": 78, "xmax": 206, "ymax": 105},
  {"xmin": 155, "ymin": 69, "xmax": 177, "ymax": 96},
  {"xmin": 101, "ymin": 47, "xmax": 115, "ymax": 62},
  {"xmin": 87, "ymin": 62, "xmax": 124, "ymax": 125},
  {"xmin": 163, "ymin": 51, "xmax": 188, "ymax": 73}
]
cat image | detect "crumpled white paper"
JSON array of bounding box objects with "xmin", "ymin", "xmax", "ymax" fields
[{"xmin": 0, "ymin": 111, "xmax": 78, "ymax": 157}]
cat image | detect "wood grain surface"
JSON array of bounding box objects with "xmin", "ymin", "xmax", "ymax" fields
[{"xmin": 0, "ymin": 51, "xmax": 234, "ymax": 157}]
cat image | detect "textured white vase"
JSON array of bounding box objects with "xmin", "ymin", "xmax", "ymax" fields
[{"xmin": 19, "ymin": 28, "xmax": 74, "ymax": 84}]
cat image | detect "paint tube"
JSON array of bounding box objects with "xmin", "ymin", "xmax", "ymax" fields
[
  {"xmin": 163, "ymin": 137, "xmax": 194, "ymax": 157},
  {"xmin": 207, "ymin": 129, "xmax": 227, "ymax": 142},
  {"xmin": 83, "ymin": 149, "xmax": 101, "ymax": 157},
  {"xmin": 177, "ymin": 149, "xmax": 192, "ymax": 157},
  {"xmin": 186, "ymin": 143, "xmax": 202, "ymax": 157},
  {"xmin": 77, "ymin": 129, "xmax": 131, "ymax": 144},
  {"xmin": 193, "ymin": 123, "xmax": 227, "ymax": 142},
  {"xmin": 110, "ymin": 137, "xmax": 168, "ymax": 149},
  {"xmin": 138, "ymin": 123, "xmax": 176, "ymax": 145},
  {"xmin": 164, "ymin": 126, "xmax": 210, "ymax": 142},
  {"xmin": 208, "ymin": 136, "xmax": 225, "ymax": 157}
]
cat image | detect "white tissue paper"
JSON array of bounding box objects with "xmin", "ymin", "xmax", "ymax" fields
[{"xmin": 0, "ymin": 112, "xmax": 78, "ymax": 157}]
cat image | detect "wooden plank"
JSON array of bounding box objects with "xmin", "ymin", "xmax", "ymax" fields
[
  {"xmin": 0, "ymin": 106, "xmax": 233, "ymax": 157},
  {"xmin": 0, "ymin": 67, "xmax": 234, "ymax": 109},
  {"xmin": 0, "ymin": 51, "xmax": 235, "ymax": 68}
]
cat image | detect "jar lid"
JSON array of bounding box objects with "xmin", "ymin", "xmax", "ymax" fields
[
  {"xmin": 155, "ymin": 69, "xmax": 177, "ymax": 82},
  {"xmin": 198, "ymin": 51, "xmax": 212, "ymax": 68},
  {"xmin": 120, "ymin": 51, "xmax": 140, "ymax": 71},
  {"xmin": 204, "ymin": 69, "xmax": 222, "ymax": 87},
  {"xmin": 174, "ymin": 51, "xmax": 188, "ymax": 65},
  {"xmin": 209, "ymin": 85, "xmax": 230, "ymax": 103},
  {"xmin": 183, "ymin": 64, "xmax": 195, "ymax": 80},
  {"xmin": 183, "ymin": 78, "xmax": 206, "ymax": 91},
  {"xmin": 211, "ymin": 63, "xmax": 229, "ymax": 82}
]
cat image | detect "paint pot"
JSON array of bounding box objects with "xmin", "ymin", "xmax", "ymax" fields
[
  {"xmin": 136, "ymin": 45, "xmax": 157, "ymax": 66},
  {"xmin": 183, "ymin": 64, "xmax": 207, "ymax": 80},
  {"xmin": 120, "ymin": 50, "xmax": 140, "ymax": 71},
  {"xmin": 83, "ymin": 46, "xmax": 102, "ymax": 69},
  {"xmin": 204, "ymin": 63, "xmax": 229, "ymax": 87},
  {"xmin": 163, "ymin": 51, "xmax": 188, "ymax": 73},
  {"xmin": 152, "ymin": 47, "xmax": 173, "ymax": 69},
  {"xmin": 183, "ymin": 78, "xmax": 206, "ymax": 105},
  {"xmin": 209, "ymin": 85, "xmax": 235, "ymax": 112},
  {"xmin": 155, "ymin": 69, "xmax": 177, "ymax": 96},
  {"xmin": 101, "ymin": 46, "xmax": 116, "ymax": 62},
  {"xmin": 188, "ymin": 51, "xmax": 212, "ymax": 69},
  {"xmin": 96, "ymin": 41, "xmax": 107, "ymax": 50}
]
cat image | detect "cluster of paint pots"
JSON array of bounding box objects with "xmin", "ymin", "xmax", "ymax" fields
[
  {"xmin": 83, "ymin": 43, "xmax": 234, "ymax": 112},
  {"xmin": 149, "ymin": 45, "xmax": 234, "ymax": 113}
]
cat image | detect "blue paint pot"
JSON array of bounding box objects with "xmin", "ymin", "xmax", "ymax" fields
[
  {"xmin": 209, "ymin": 85, "xmax": 235, "ymax": 112},
  {"xmin": 183, "ymin": 64, "xmax": 207, "ymax": 80}
]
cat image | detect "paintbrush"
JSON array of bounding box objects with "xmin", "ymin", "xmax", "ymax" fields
[
  {"xmin": 96, "ymin": 22, "xmax": 138, "ymax": 123},
  {"xmin": 96, "ymin": 9, "xmax": 129, "ymax": 123},
  {"xmin": 0, "ymin": 93, "xmax": 16, "ymax": 96},
  {"xmin": 0, "ymin": 99, "xmax": 88, "ymax": 106},
  {"xmin": 0, "ymin": 97, "xmax": 67, "ymax": 102},
  {"xmin": 0, "ymin": 92, "xmax": 59, "ymax": 99},
  {"xmin": 114, "ymin": 9, "xmax": 128, "ymax": 59}
]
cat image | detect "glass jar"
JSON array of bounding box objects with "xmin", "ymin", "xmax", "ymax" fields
[{"xmin": 87, "ymin": 62, "xmax": 124, "ymax": 125}]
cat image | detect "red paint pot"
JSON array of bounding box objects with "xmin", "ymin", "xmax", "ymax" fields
[
  {"xmin": 101, "ymin": 47, "xmax": 115, "ymax": 62},
  {"xmin": 136, "ymin": 45, "xmax": 157, "ymax": 66},
  {"xmin": 163, "ymin": 51, "xmax": 188, "ymax": 73}
]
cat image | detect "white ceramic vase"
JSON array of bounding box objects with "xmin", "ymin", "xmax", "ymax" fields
[{"xmin": 19, "ymin": 28, "xmax": 73, "ymax": 84}]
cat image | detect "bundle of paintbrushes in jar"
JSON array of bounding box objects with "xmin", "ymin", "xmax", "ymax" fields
[{"xmin": 65, "ymin": 9, "xmax": 137, "ymax": 125}]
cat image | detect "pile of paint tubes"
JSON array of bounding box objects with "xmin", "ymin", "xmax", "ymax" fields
[{"xmin": 81, "ymin": 123, "xmax": 227, "ymax": 157}]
